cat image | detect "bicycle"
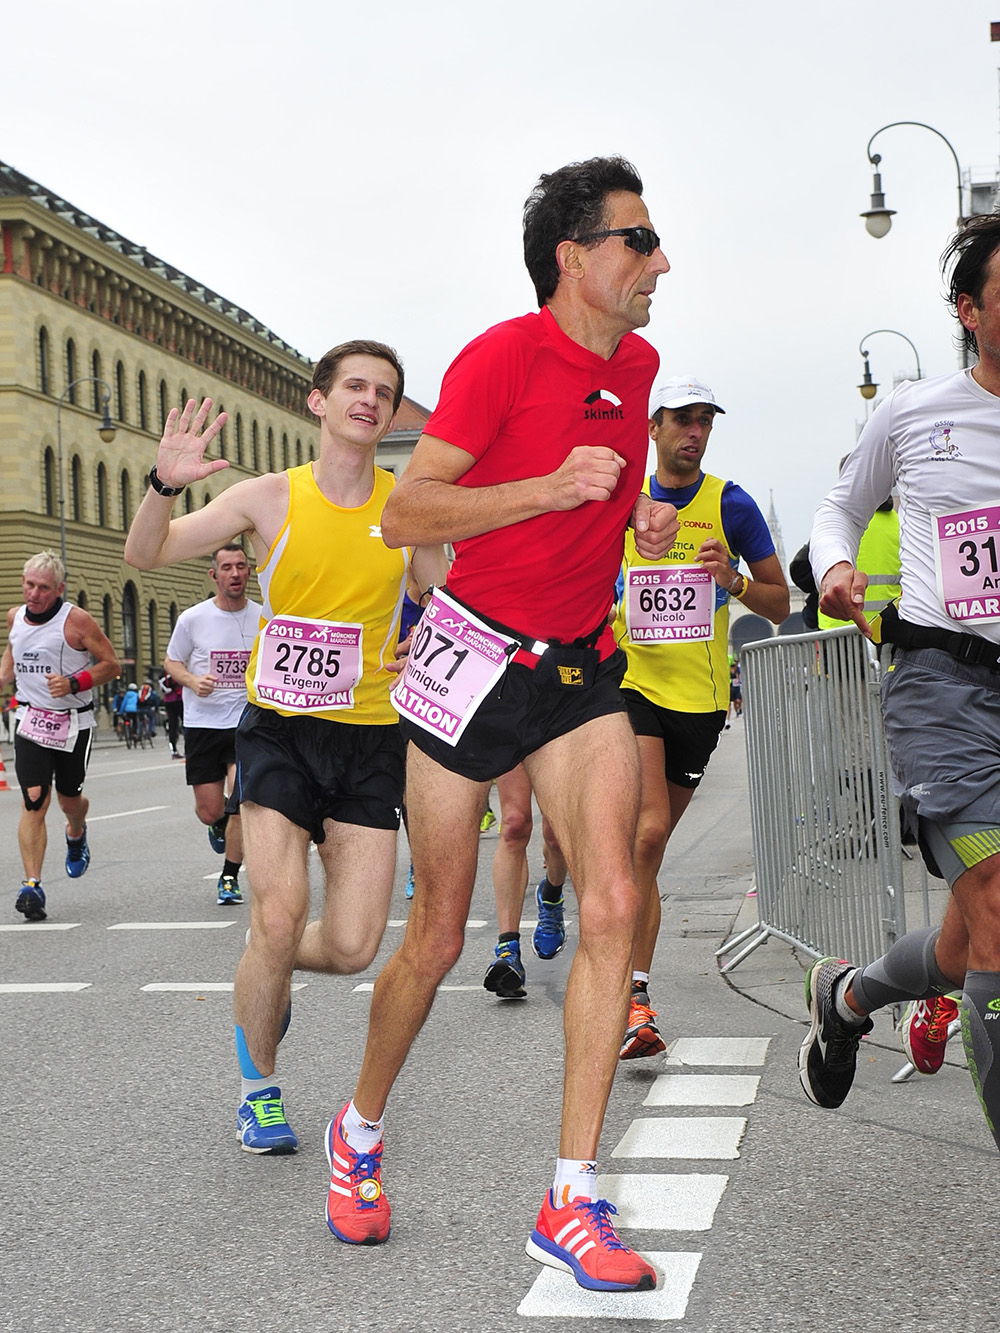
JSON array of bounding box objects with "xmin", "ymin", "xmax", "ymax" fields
[
  {"xmin": 122, "ymin": 713, "xmax": 138, "ymax": 749},
  {"xmin": 136, "ymin": 711, "xmax": 155, "ymax": 749}
]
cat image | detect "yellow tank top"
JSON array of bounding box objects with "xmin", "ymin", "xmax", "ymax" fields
[
  {"xmin": 613, "ymin": 473, "xmax": 732, "ymax": 713},
  {"xmin": 246, "ymin": 463, "xmax": 409, "ymax": 725}
]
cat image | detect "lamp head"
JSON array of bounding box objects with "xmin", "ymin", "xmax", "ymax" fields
[
  {"xmin": 858, "ymin": 350, "xmax": 878, "ymax": 401},
  {"xmin": 861, "ymin": 159, "xmax": 896, "ymax": 238},
  {"xmin": 99, "ymin": 396, "xmax": 116, "ymax": 444}
]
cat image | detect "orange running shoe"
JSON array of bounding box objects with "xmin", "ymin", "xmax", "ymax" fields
[
  {"xmin": 619, "ymin": 994, "xmax": 666, "ymax": 1060},
  {"xmin": 900, "ymin": 995, "xmax": 960, "ymax": 1074},
  {"xmin": 325, "ymin": 1103, "xmax": 390, "ymax": 1244},
  {"xmin": 526, "ymin": 1190, "xmax": 657, "ymax": 1291}
]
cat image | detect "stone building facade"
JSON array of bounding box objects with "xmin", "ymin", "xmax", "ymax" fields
[{"xmin": 0, "ymin": 160, "xmax": 429, "ymax": 705}]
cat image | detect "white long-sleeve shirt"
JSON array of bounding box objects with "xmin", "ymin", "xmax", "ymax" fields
[{"xmin": 811, "ymin": 368, "xmax": 1000, "ymax": 644}]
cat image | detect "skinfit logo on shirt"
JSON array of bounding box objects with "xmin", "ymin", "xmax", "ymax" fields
[{"xmin": 584, "ymin": 389, "xmax": 623, "ymax": 420}]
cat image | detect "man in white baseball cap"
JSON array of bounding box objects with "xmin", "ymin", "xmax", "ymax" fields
[{"xmin": 612, "ymin": 375, "xmax": 788, "ymax": 1058}]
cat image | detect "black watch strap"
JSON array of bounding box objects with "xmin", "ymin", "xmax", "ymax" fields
[{"xmin": 148, "ymin": 466, "xmax": 185, "ymax": 497}]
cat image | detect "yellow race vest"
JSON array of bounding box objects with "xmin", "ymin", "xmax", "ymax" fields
[
  {"xmin": 613, "ymin": 473, "xmax": 733, "ymax": 713},
  {"xmin": 246, "ymin": 462, "xmax": 409, "ymax": 725}
]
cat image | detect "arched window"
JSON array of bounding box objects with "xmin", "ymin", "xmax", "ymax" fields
[
  {"xmin": 282, "ymin": 433, "xmax": 290, "ymax": 469},
  {"xmin": 202, "ymin": 490, "xmax": 211, "ymax": 507},
  {"xmin": 78, "ymin": 590, "xmax": 88, "ymax": 611},
  {"xmin": 103, "ymin": 594, "xmax": 113, "ymax": 647},
  {"xmin": 184, "ymin": 490, "xmax": 193, "ymax": 515},
  {"xmin": 252, "ymin": 421, "xmax": 260, "ymax": 472},
  {"xmin": 217, "ymin": 404, "xmax": 226, "ymax": 459},
  {"xmin": 38, "ymin": 327, "xmax": 51, "ymax": 395},
  {"xmin": 92, "ymin": 351, "xmax": 102, "ymax": 410},
  {"xmin": 120, "ymin": 468, "xmax": 131, "ymax": 529},
  {"xmin": 169, "ymin": 601, "xmax": 179, "ymax": 631},
  {"xmin": 137, "ymin": 371, "xmax": 148, "ymax": 431},
  {"xmin": 309, "ymin": 442, "xmax": 316, "ymax": 462},
  {"xmin": 295, "ymin": 437, "xmax": 302, "ymax": 466},
  {"xmin": 96, "ymin": 463, "xmax": 109, "ymax": 526},
  {"xmin": 147, "ymin": 600, "xmax": 157, "ymax": 668},
  {"xmin": 159, "ymin": 379, "xmax": 168, "ymax": 426},
  {"xmin": 267, "ymin": 428, "xmax": 275, "ymax": 473},
  {"xmin": 71, "ymin": 454, "xmax": 83, "ymax": 522},
  {"xmin": 122, "ymin": 583, "xmax": 138, "ymax": 678},
  {"xmin": 115, "ymin": 360, "xmax": 126, "ymax": 423},
  {"xmin": 66, "ymin": 339, "xmax": 77, "ymax": 403},
  {"xmin": 180, "ymin": 385, "xmax": 188, "ymax": 409},
  {"xmin": 43, "ymin": 447, "xmax": 57, "ymax": 516},
  {"xmin": 235, "ymin": 414, "xmax": 244, "ymax": 467}
]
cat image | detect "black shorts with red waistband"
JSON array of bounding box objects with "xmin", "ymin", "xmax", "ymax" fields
[{"xmin": 399, "ymin": 643, "xmax": 628, "ymax": 784}]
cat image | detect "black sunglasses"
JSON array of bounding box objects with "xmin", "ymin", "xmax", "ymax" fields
[{"xmin": 569, "ymin": 225, "xmax": 661, "ymax": 256}]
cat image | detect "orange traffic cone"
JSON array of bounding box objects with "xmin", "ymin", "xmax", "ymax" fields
[{"xmin": 0, "ymin": 748, "xmax": 10, "ymax": 791}]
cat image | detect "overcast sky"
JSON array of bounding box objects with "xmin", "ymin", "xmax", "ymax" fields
[{"xmin": 5, "ymin": 0, "xmax": 1000, "ymax": 559}]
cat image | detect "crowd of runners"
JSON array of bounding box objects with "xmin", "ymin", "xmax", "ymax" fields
[{"xmin": 5, "ymin": 156, "xmax": 1000, "ymax": 1296}]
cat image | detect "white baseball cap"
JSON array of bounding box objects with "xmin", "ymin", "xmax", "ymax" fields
[{"xmin": 649, "ymin": 375, "xmax": 726, "ymax": 416}]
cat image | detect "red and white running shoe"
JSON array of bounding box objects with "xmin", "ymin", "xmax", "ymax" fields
[
  {"xmin": 325, "ymin": 1103, "xmax": 390, "ymax": 1244},
  {"xmin": 900, "ymin": 994, "xmax": 960, "ymax": 1074},
  {"xmin": 619, "ymin": 994, "xmax": 666, "ymax": 1061},
  {"xmin": 526, "ymin": 1190, "xmax": 656, "ymax": 1291}
]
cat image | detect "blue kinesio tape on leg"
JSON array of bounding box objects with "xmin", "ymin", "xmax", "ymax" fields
[{"xmin": 235, "ymin": 1024, "xmax": 264, "ymax": 1079}]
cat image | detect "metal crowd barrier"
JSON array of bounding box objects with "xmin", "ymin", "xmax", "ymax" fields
[{"xmin": 717, "ymin": 626, "xmax": 906, "ymax": 973}]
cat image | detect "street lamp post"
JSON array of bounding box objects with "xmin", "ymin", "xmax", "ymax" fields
[
  {"xmin": 56, "ymin": 377, "xmax": 117, "ymax": 576},
  {"xmin": 857, "ymin": 329, "xmax": 923, "ymax": 403},
  {"xmin": 861, "ymin": 121, "xmax": 965, "ymax": 238}
]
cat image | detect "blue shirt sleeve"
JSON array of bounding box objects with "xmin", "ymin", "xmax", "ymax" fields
[{"xmin": 720, "ymin": 482, "xmax": 775, "ymax": 563}]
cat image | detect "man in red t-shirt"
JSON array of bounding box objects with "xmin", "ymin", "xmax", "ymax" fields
[{"xmin": 328, "ymin": 157, "xmax": 679, "ymax": 1293}]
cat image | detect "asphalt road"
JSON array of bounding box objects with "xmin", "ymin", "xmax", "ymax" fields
[{"xmin": 1, "ymin": 724, "xmax": 997, "ymax": 1333}]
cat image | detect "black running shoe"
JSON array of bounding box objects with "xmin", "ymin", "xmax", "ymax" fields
[
  {"xmin": 798, "ymin": 957, "xmax": 873, "ymax": 1108},
  {"xmin": 484, "ymin": 940, "xmax": 526, "ymax": 999}
]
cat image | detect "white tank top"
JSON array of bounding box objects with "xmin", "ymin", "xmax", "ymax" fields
[{"xmin": 10, "ymin": 602, "xmax": 96, "ymax": 728}]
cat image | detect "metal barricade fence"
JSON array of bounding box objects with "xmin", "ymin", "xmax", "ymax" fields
[{"xmin": 717, "ymin": 626, "xmax": 906, "ymax": 973}]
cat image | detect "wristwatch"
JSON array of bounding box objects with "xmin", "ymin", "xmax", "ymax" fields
[
  {"xmin": 729, "ymin": 572, "xmax": 746, "ymax": 598},
  {"xmin": 69, "ymin": 676, "xmax": 80, "ymax": 694},
  {"xmin": 148, "ymin": 465, "xmax": 185, "ymax": 497}
]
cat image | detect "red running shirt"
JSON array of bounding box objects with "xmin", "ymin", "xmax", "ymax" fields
[{"xmin": 427, "ymin": 306, "xmax": 659, "ymax": 648}]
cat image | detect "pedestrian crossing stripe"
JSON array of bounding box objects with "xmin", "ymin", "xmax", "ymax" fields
[
  {"xmin": 518, "ymin": 1251, "xmax": 702, "ymax": 1320},
  {"xmin": 0, "ymin": 923, "xmax": 81, "ymax": 932},
  {"xmin": 0, "ymin": 982, "xmax": 91, "ymax": 992}
]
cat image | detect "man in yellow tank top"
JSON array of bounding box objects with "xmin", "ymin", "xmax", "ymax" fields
[
  {"xmin": 612, "ymin": 376, "xmax": 788, "ymax": 1058},
  {"xmin": 124, "ymin": 342, "xmax": 447, "ymax": 1240}
]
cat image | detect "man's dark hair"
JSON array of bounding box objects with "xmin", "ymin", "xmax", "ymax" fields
[
  {"xmin": 523, "ymin": 156, "xmax": 645, "ymax": 307},
  {"xmin": 211, "ymin": 542, "xmax": 247, "ymax": 570},
  {"xmin": 942, "ymin": 213, "xmax": 1000, "ymax": 358},
  {"xmin": 311, "ymin": 340, "xmax": 405, "ymax": 413}
]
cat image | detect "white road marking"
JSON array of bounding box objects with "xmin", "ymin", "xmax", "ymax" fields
[
  {"xmin": 0, "ymin": 923, "xmax": 81, "ymax": 932},
  {"xmin": 0, "ymin": 982, "xmax": 91, "ymax": 993},
  {"xmin": 88, "ymin": 806, "xmax": 169, "ymax": 822},
  {"xmin": 644, "ymin": 1074, "xmax": 761, "ymax": 1107},
  {"xmin": 351, "ymin": 982, "xmax": 483, "ymax": 993},
  {"xmin": 599, "ymin": 1173, "xmax": 728, "ymax": 1232},
  {"xmin": 612, "ymin": 1117, "xmax": 747, "ymax": 1161},
  {"xmin": 89, "ymin": 762, "xmax": 178, "ymax": 778},
  {"xmin": 141, "ymin": 982, "xmax": 308, "ymax": 992},
  {"xmin": 665, "ymin": 1037, "xmax": 771, "ymax": 1067},
  {"xmin": 386, "ymin": 919, "xmax": 487, "ymax": 929},
  {"xmin": 517, "ymin": 1252, "xmax": 701, "ymax": 1320},
  {"xmin": 108, "ymin": 921, "xmax": 237, "ymax": 930}
]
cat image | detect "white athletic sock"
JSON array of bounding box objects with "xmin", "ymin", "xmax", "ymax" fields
[
  {"xmin": 833, "ymin": 968, "xmax": 867, "ymax": 1026},
  {"xmin": 631, "ymin": 970, "xmax": 650, "ymax": 989},
  {"xmin": 241, "ymin": 1075, "xmax": 278, "ymax": 1102},
  {"xmin": 552, "ymin": 1157, "xmax": 599, "ymax": 1206},
  {"xmin": 341, "ymin": 1099, "xmax": 384, "ymax": 1152}
]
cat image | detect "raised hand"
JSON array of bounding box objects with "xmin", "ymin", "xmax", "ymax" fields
[
  {"xmin": 632, "ymin": 493, "xmax": 679, "ymax": 560},
  {"xmin": 154, "ymin": 399, "xmax": 230, "ymax": 489}
]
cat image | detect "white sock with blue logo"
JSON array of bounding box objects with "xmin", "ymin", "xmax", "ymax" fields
[
  {"xmin": 341, "ymin": 1100, "xmax": 384, "ymax": 1152},
  {"xmin": 552, "ymin": 1157, "xmax": 598, "ymax": 1205}
]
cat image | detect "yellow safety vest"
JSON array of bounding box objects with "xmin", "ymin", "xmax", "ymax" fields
[{"xmin": 817, "ymin": 508, "xmax": 901, "ymax": 632}]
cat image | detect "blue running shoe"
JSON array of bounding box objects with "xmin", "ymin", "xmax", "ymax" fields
[
  {"xmin": 65, "ymin": 826, "xmax": 90, "ymax": 879},
  {"xmin": 217, "ymin": 874, "xmax": 243, "ymax": 906},
  {"xmin": 207, "ymin": 819, "xmax": 227, "ymax": 854},
  {"xmin": 405, "ymin": 863, "xmax": 415, "ymax": 900},
  {"xmin": 532, "ymin": 879, "xmax": 566, "ymax": 959},
  {"xmin": 236, "ymin": 1088, "xmax": 298, "ymax": 1154},
  {"xmin": 15, "ymin": 879, "xmax": 46, "ymax": 922},
  {"xmin": 484, "ymin": 939, "xmax": 526, "ymax": 999}
]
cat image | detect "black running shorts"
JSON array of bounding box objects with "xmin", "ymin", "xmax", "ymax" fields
[
  {"xmin": 399, "ymin": 649, "xmax": 628, "ymax": 783},
  {"xmin": 182, "ymin": 725, "xmax": 238, "ymax": 787},
  {"xmin": 621, "ymin": 688, "xmax": 726, "ymax": 789},
  {"xmin": 234, "ymin": 704, "xmax": 405, "ymax": 842},
  {"xmin": 14, "ymin": 723, "xmax": 94, "ymax": 802}
]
